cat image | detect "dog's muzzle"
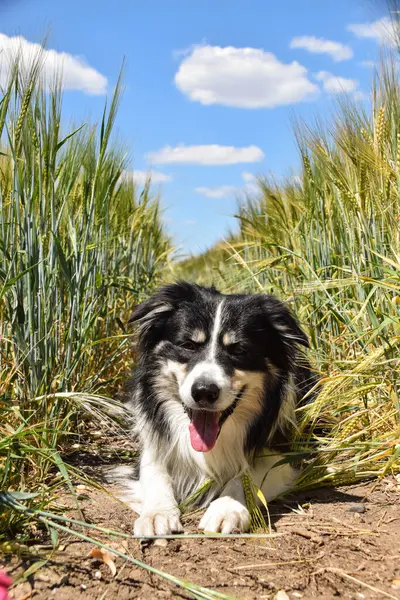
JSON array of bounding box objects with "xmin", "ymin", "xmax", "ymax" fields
[{"xmin": 183, "ymin": 386, "xmax": 247, "ymax": 453}]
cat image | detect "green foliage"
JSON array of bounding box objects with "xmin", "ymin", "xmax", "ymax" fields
[
  {"xmin": 0, "ymin": 52, "xmax": 171, "ymax": 531},
  {"xmin": 178, "ymin": 58, "xmax": 400, "ymax": 487}
]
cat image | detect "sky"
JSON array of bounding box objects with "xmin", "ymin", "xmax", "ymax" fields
[{"xmin": 0, "ymin": 0, "xmax": 394, "ymax": 255}]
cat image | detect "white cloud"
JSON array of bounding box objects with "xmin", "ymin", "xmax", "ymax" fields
[
  {"xmin": 195, "ymin": 172, "xmax": 259, "ymax": 199},
  {"xmin": 195, "ymin": 185, "xmax": 237, "ymax": 199},
  {"xmin": 121, "ymin": 170, "xmax": 172, "ymax": 185},
  {"xmin": 147, "ymin": 144, "xmax": 264, "ymax": 166},
  {"xmin": 290, "ymin": 36, "xmax": 353, "ymax": 62},
  {"xmin": 347, "ymin": 16, "xmax": 398, "ymax": 46},
  {"xmin": 241, "ymin": 171, "xmax": 256, "ymax": 183},
  {"xmin": 360, "ymin": 60, "xmax": 376, "ymax": 68},
  {"xmin": 174, "ymin": 44, "xmax": 318, "ymax": 108},
  {"xmin": 0, "ymin": 33, "xmax": 107, "ymax": 95},
  {"xmin": 133, "ymin": 170, "xmax": 172, "ymax": 185},
  {"xmin": 315, "ymin": 71, "xmax": 358, "ymax": 94},
  {"xmin": 353, "ymin": 90, "xmax": 366, "ymax": 102}
]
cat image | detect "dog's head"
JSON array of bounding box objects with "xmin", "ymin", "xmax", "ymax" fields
[{"xmin": 129, "ymin": 282, "xmax": 308, "ymax": 452}]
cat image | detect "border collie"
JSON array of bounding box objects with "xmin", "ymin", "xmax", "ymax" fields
[{"xmin": 116, "ymin": 282, "xmax": 316, "ymax": 536}]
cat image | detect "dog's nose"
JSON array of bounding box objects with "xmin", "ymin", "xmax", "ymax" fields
[{"xmin": 191, "ymin": 381, "xmax": 220, "ymax": 404}]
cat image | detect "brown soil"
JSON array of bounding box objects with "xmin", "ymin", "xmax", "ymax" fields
[{"xmin": 3, "ymin": 472, "xmax": 400, "ymax": 600}]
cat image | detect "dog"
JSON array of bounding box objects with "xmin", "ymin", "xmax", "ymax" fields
[{"xmin": 115, "ymin": 281, "xmax": 316, "ymax": 536}]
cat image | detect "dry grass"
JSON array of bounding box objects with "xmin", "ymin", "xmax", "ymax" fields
[
  {"xmin": 0, "ymin": 52, "xmax": 171, "ymax": 534},
  {"xmin": 177, "ymin": 57, "xmax": 400, "ymax": 490}
]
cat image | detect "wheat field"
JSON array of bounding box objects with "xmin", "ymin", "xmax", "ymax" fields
[{"xmin": 1, "ymin": 44, "xmax": 399, "ymax": 600}]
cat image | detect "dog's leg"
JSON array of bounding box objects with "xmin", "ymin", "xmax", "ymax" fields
[
  {"xmin": 198, "ymin": 477, "xmax": 251, "ymax": 533},
  {"xmin": 133, "ymin": 448, "xmax": 183, "ymax": 536},
  {"xmin": 252, "ymin": 453, "xmax": 298, "ymax": 501},
  {"xmin": 107, "ymin": 465, "xmax": 143, "ymax": 514},
  {"xmin": 198, "ymin": 455, "xmax": 297, "ymax": 533}
]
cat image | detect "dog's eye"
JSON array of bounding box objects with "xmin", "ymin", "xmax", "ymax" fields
[
  {"xmin": 180, "ymin": 341, "xmax": 199, "ymax": 352},
  {"xmin": 226, "ymin": 343, "xmax": 244, "ymax": 357}
]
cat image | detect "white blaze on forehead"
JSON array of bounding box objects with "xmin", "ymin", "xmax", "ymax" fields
[
  {"xmin": 209, "ymin": 300, "xmax": 224, "ymax": 361},
  {"xmin": 179, "ymin": 300, "xmax": 235, "ymax": 412}
]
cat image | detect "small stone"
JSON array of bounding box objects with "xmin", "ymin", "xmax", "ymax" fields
[
  {"xmin": 274, "ymin": 592, "xmax": 290, "ymax": 600},
  {"xmin": 169, "ymin": 541, "xmax": 181, "ymax": 553},
  {"xmin": 262, "ymin": 581, "xmax": 276, "ymax": 590},
  {"xmin": 94, "ymin": 570, "xmax": 102, "ymax": 580},
  {"xmin": 76, "ymin": 484, "xmax": 88, "ymax": 492},
  {"xmin": 81, "ymin": 584, "xmax": 87, "ymax": 591},
  {"xmin": 292, "ymin": 593, "xmax": 303, "ymax": 598},
  {"xmin": 347, "ymin": 503, "xmax": 366, "ymax": 514},
  {"xmin": 154, "ymin": 538, "xmax": 168, "ymax": 547},
  {"xmin": 58, "ymin": 575, "xmax": 69, "ymax": 586}
]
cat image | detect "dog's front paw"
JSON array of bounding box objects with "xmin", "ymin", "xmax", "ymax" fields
[
  {"xmin": 134, "ymin": 510, "xmax": 183, "ymax": 536},
  {"xmin": 198, "ymin": 497, "xmax": 251, "ymax": 534}
]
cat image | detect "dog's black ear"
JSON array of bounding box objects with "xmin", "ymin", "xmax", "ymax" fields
[
  {"xmin": 128, "ymin": 281, "xmax": 201, "ymax": 326},
  {"xmin": 251, "ymin": 295, "xmax": 309, "ymax": 371},
  {"xmin": 262, "ymin": 295, "xmax": 309, "ymax": 348},
  {"xmin": 265, "ymin": 296, "xmax": 309, "ymax": 348},
  {"xmin": 128, "ymin": 294, "xmax": 172, "ymax": 324}
]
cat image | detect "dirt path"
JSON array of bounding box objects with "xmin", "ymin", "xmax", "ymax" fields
[{"xmin": 4, "ymin": 474, "xmax": 400, "ymax": 600}]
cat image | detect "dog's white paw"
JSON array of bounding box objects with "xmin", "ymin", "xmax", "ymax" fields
[
  {"xmin": 198, "ymin": 496, "xmax": 251, "ymax": 534},
  {"xmin": 134, "ymin": 510, "xmax": 183, "ymax": 536}
]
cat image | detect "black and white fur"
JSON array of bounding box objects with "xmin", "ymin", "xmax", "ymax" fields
[{"xmin": 116, "ymin": 282, "xmax": 316, "ymax": 535}]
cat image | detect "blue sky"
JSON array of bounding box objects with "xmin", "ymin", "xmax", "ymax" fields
[{"xmin": 0, "ymin": 0, "xmax": 392, "ymax": 255}]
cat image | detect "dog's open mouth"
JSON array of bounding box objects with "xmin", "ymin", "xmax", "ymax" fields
[{"xmin": 185, "ymin": 386, "xmax": 246, "ymax": 453}]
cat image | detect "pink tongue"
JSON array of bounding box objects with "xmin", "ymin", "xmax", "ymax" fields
[{"xmin": 189, "ymin": 410, "xmax": 221, "ymax": 452}]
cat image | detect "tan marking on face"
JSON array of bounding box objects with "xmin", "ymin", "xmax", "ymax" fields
[
  {"xmin": 163, "ymin": 360, "xmax": 187, "ymax": 388},
  {"xmin": 231, "ymin": 369, "xmax": 265, "ymax": 392},
  {"xmin": 222, "ymin": 331, "xmax": 236, "ymax": 346},
  {"xmin": 191, "ymin": 329, "xmax": 206, "ymax": 343},
  {"xmin": 232, "ymin": 369, "xmax": 246, "ymax": 391}
]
